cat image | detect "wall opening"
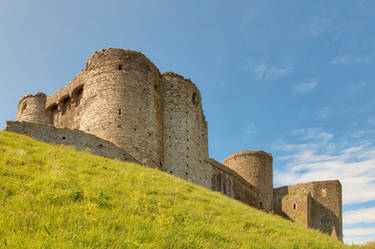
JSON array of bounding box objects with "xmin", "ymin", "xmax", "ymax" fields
[
  {"xmin": 61, "ymin": 96, "xmax": 71, "ymax": 115},
  {"xmin": 118, "ymin": 65, "xmax": 122, "ymax": 70},
  {"xmin": 72, "ymin": 86, "xmax": 83, "ymax": 106},
  {"xmin": 49, "ymin": 104, "xmax": 59, "ymax": 125},
  {"xmin": 118, "ymin": 109, "xmax": 122, "ymax": 115},
  {"xmin": 192, "ymin": 92, "xmax": 199, "ymax": 106},
  {"xmin": 293, "ymin": 203, "xmax": 296, "ymax": 209},
  {"xmin": 322, "ymin": 188, "xmax": 327, "ymax": 197},
  {"xmin": 260, "ymin": 202, "xmax": 263, "ymax": 209},
  {"xmin": 50, "ymin": 104, "xmax": 58, "ymax": 113}
]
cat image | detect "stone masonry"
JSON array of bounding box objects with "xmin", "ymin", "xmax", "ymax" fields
[{"xmin": 7, "ymin": 47, "xmax": 343, "ymax": 240}]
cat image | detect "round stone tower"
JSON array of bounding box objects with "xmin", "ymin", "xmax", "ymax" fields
[
  {"xmin": 79, "ymin": 48, "xmax": 163, "ymax": 168},
  {"xmin": 17, "ymin": 92, "xmax": 51, "ymax": 125},
  {"xmin": 222, "ymin": 150, "xmax": 273, "ymax": 212},
  {"xmin": 161, "ymin": 72, "xmax": 211, "ymax": 188}
]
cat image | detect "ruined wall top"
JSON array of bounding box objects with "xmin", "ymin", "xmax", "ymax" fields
[
  {"xmin": 223, "ymin": 150, "xmax": 272, "ymax": 164},
  {"xmin": 18, "ymin": 92, "xmax": 47, "ymax": 108},
  {"xmin": 85, "ymin": 47, "xmax": 160, "ymax": 75}
]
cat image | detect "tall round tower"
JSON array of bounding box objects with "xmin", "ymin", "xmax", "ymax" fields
[
  {"xmin": 79, "ymin": 48, "xmax": 163, "ymax": 168},
  {"xmin": 161, "ymin": 72, "xmax": 211, "ymax": 188},
  {"xmin": 17, "ymin": 92, "xmax": 51, "ymax": 125},
  {"xmin": 222, "ymin": 150, "xmax": 273, "ymax": 212}
]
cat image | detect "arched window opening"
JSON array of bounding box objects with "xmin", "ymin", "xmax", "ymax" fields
[
  {"xmin": 72, "ymin": 86, "xmax": 83, "ymax": 106},
  {"xmin": 61, "ymin": 96, "xmax": 71, "ymax": 115},
  {"xmin": 50, "ymin": 104, "xmax": 58, "ymax": 113},
  {"xmin": 118, "ymin": 65, "xmax": 122, "ymax": 70},
  {"xmin": 293, "ymin": 203, "xmax": 296, "ymax": 209}
]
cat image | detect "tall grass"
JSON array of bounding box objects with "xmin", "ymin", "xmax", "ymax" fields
[{"xmin": 0, "ymin": 131, "xmax": 356, "ymax": 248}]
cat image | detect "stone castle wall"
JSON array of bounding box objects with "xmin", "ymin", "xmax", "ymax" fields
[
  {"xmin": 80, "ymin": 49, "xmax": 163, "ymax": 168},
  {"xmin": 273, "ymin": 180, "xmax": 342, "ymax": 240},
  {"xmin": 11, "ymin": 47, "xmax": 342, "ymax": 240},
  {"xmin": 222, "ymin": 150, "xmax": 273, "ymax": 212},
  {"xmin": 17, "ymin": 93, "xmax": 50, "ymax": 125},
  {"xmin": 6, "ymin": 121, "xmax": 139, "ymax": 164},
  {"xmin": 161, "ymin": 72, "xmax": 211, "ymax": 188},
  {"xmin": 210, "ymin": 158, "xmax": 259, "ymax": 208}
]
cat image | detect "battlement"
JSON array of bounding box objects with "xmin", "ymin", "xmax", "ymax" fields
[{"xmin": 9, "ymin": 47, "xmax": 342, "ymax": 240}]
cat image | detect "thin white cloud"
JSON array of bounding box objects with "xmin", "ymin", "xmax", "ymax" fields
[
  {"xmin": 244, "ymin": 60, "xmax": 294, "ymax": 80},
  {"xmin": 315, "ymin": 107, "xmax": 330, "ymax": 119},
  {"xmin": 351, "ymin": 81, "xmax": 368, "ymax": 91},
  {"xmin": 344, "ymin": 207, "xmax": 375, "ymax": 226},
  {"xmin": 330, "ymin": 55, "xmax": 374, "ymax": 65},
  {"xmin": 345, "ymin": 227, "xmax": 375, "ymax": 237},
  {"xmin": 293, "ymin": 79, "xmax": 318, "ymax": 93},
  {"xmin": 244, "ymin": 123, "xmax": 256, "ymax": 136},
  {"xmin": 366, "ymin": 118, "xmax": 375, "ymax": 126},
  {"xmin": 301, "ymin": 17, "xmax": 331, "ymax": 38},
  {"xmin": 291, "ymin": 128, "xmax": 333, "ymax": 142},
  {"xmin": 273, "ymin": 128, "xmax": 375, "ymax": 205}
]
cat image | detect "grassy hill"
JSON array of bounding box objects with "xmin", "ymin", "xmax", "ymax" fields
[{"xmin": 0, "ymin": 131, "xmax": 358, "ymax": 249}]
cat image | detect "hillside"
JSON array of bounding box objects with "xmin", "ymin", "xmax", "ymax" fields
[{"xmin": 0, "ymin": 131, "xmax": 355, "ymax": 249}]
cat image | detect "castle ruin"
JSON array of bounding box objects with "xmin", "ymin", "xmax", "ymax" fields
[{"xmin": 6, "ymin": 47, "xmax": 342, "ymax": 240}]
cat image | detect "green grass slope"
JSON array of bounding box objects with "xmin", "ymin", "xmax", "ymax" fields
[{"xmin": 0, "ymin": 131, "xmax": 355, "ymax": 249}]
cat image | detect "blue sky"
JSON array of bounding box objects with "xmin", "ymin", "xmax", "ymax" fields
[{"xmin": 1, "ymin": 0, "xmax": 374, "ymax": 244}]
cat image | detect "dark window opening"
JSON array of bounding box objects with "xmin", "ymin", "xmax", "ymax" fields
[
  {"xmin": 62, "ymin": 136, "xmax": 66, "ymax": 140},
  {"xmin": 293, "ymin": 204, "xmax": 296, "ymax": 209},
  {"xmin": 169, "ymin": 171, "xmax": 173, "ymax": 174},
  {"xmin": 51, "ymin": 104, "xmax": 58, "ymax": 112},
  {"xmin": 72, "ymin": 87, "xmax": 83, "ymax": 106},
  {"xmin": 154, "ymin": 83, "xmax": 159, "ymax": 89},
  {"xmin": 123, "ymin": 154, "xmax": 127, "ymax": 158},
  {"xmin": 260, "ymin": 202, "xmax": 263, "ymax": 209},
  {"xmin": 61, "ymin": 96, "xmax": 71, "ymax": 114},
  {"xmin": 186, "ymin": 164, "xmax": 189, "ymax": 167},
  {"xmin": 118, "ymin": 109, "xmax": 121, "ymax": 115},
  {"xmin": 192, "ymin": 92, "xmax": 199, "ymax": 106},
  {"xmin": 99, "ymin": 144, "xmax": 103, "ymax": 147},
  {"xmin": 185, "ymin": 172, "xmax": 188, "ymax": 175},
  {"xmin": 134, "ymin": 128, "xmax": 137, "ymax": 131},
  {"xmin": 118, "ymin": 65, "xmax": 122, "ymax": 70}
]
